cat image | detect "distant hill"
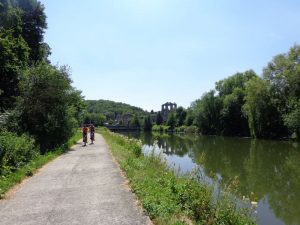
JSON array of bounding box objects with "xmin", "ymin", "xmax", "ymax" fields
[{"xmin": 86, "ymin": 100, "xmax": 147, "ymax": 120}]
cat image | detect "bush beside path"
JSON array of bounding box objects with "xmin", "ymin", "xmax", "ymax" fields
[{"xmin": 0, "ymin": 133, "xmax": 150, "ymax": 225}]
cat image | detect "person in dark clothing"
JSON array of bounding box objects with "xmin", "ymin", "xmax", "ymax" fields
[
  {"xmin": 90, "ymin": 124, "xmax": 95, "ymax": 144},
  {"xmin": 82, "ymin": 125, "xmax": 88, "ymax": 146}
]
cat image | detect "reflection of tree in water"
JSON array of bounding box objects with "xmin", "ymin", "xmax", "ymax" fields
[
  {"xmin": 140, "ymin": 132, "xmax": 154, "ymax": 146},
  {"xmin": 154, "ymin": 134, "xmax": 194, "ymax": 157},
  {"xmin": 243, "ymin": 140, "xmax": 289, "ymax": 198},
  {"xmin": 241, "ymin": 140, "xmax": 300, "ymax": 225},
  {"xmin": 120, "ymin": 131, "xmax": 300, "ymax": 225},
  {"xmin": 190, "ymin": 136, "xmax": 251, "ymax": 193},
  {"xmin": 267, "ymin": 150, "xmax": 300, "ymax": 225},
  {"xmin": 190, "ymin": 136, "xmax": 300, "ymax": 225}
]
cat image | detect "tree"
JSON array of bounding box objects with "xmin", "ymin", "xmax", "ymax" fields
[
  {"xmin": 15, "ymin": 63, "xmax": 84, "ymax": 152},
  {"xmin": 67, "ymin": 89, "xmax": 86, "ymax": 125},
  {"xmin": 0, "ymin": 0, "xmax": 23, "ymax": 34},
  {"xmin": 215, "ymin": 70, "xmax": 256, "ymax": 96},
  {"xmin": 215, "ymin": 70, "xmax": 256, "ymax": 136},
  {"xmin": 85, "ymin": 99, "xmax": 146, "ymax": 122},
  {"xmin": 156, "ymin": 111, "xmax": 163, "ymax": 125},
  {"xmin": 283, "ymin": 99, "xmax": 300, "ymax": 138},
  {"xmin": 184, "ymin": 108, "xmax": 195, "ymax": 126},
  {"xmin": 143, "ymin": 115, "xmax": 152, "ymax": 131},
  {"xmin": 14, "ymin": 0, "xmax": 49, "ymax": 62},
  {"xmin": 0, "ymin": 0, "xmax": 49, "ymax": 62},
  {"xmin": 167, "ymin": 112, "xmax": 176, "ymax": 130},
  {"xmin": 243, "ymin": 77, "xmax": 286, "ymax": 138},
  {"xmin": 263, "ymin": 45, "xmax": 300, "ymax": 138},
  {"xmin": 0, "ymin": 30, "xmax": 29, "ymax": 111},
  {"xmin": 83, "ymin": 113, "xmax": 106, "ymax": 126},
  {"xmin": 129, "ymin": 114, "xmax": 140, "ymax": 128},
  {"xmin": 175, "ymin": 106, "xmax": 187, "ymax": 127},
  {"xmin": 193, "ymin": 91, "xmax": 222, "ymax": 135},
  {"xmin": 0, "ymin": 0, "xmax": 51, "ymax": 111}
]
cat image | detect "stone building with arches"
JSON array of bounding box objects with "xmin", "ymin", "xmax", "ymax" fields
[{"xmin": 161, "ymin": 102, "xmax": 177, "ymax": 122}]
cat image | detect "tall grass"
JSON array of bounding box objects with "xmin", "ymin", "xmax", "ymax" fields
[{"xmin": 99, "ymin": 128, "xmax": 255, "ymax": 225}]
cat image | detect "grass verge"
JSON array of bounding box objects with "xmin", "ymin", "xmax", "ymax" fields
[
  {"xmin": 99, "ymin": 127, "xmax": 255, "ymax": 225},
  {"xmin": 0, "ymin": 130, "xmax": 81, "ymax": 198}
]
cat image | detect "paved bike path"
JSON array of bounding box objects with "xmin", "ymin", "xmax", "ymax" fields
[{"xmin": 0, "ymin": 134, "xmax": 150, "ymax": 225}]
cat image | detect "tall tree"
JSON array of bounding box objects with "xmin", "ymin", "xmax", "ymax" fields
[
  {"xmin": 215, "ymin": 70, "xmax": 256, "ymax": 136},
  {"xmin": 129, "ymin": 114, "xmax": 140, "ymax": 128},
  {"xmin": 0, "ymin": 0, "xmax": 50, "ymax": 110},
  {"xmin": 0, "ymin": 30, "xmax": 29, "ymax": 111},
  {"xmin": 167, "ymin": 112, "xmax": 176, "ymax": 130},
  {"xmin": 143, "ymin": 115, "xmax": 152, "ymax": 131},
  {"xmin": 184, "ymin": 108, "xmax": 195, "ymax": 126},
  {"xmin": 156, "ymin": 111, "xmax": 163, "ymax": 125},
  {"xmin": 263, "ymin": 45, "xmax": 300, "ymax": 138},
  {"xmin": 243, "ymin": 77, "xmax": 286, "ymax": 138},
  {"xmin": 15, "ymin": 63, "xmax": 84, "ymax": 152},
  {"xmin": 193, "ymin": 91, "xmax": 222, "ymax": 135},
  {"xmin": 14, "ymin": 0, "xmax": 49, "ymax": 62},
  {"xmin": 0, "ymin": 0, "xmax": 22, "ymax": 33},
  {"xmin": 175, "ymin": 106, "xmax": 187, "ymax": 127}
]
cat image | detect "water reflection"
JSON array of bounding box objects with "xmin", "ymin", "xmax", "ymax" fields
[{"xmin": 119, "ymin": 132, "xmax": 300, "ymax": 225}]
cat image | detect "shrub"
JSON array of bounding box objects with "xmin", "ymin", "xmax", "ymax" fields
[
  {"xmin": 174, "ymin": 126, "xmax": 186, "ymax": 133},
  {"xmin": 152, "ymin": 125, "xmax": 170, "ymax": 133},
  {"xmin": 152, "ymin": 124, "xmax": 162, "ymax": 132},
  {"xmin": 130, "ymin": 141, "xmax": 142, "ymax": 157},
  {"xmin": 0, "ymin": 131, "xmax": 38, "ymax": 175},
  {"xmin": 15, "ymin": 63, "xmax": 85, "ymax": 152},
  {"xmin": 184, "ymin": 125, "xmax": 198, "ymax": 134}
]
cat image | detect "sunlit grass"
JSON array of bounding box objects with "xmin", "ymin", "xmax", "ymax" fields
[{"xmin": 99, "ymin": 127, "xmax": 255, "ymax": 225}]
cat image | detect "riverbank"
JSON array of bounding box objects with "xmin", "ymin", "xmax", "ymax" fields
[
  {"xmin": 0, "ymin": 131, "xmax": 82, "ymax": 198},
  {"xmin": 99, "ymin": 128, "xmax": 255, "ymax": 225}
]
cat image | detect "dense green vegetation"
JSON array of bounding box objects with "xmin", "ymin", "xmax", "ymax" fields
[
  {"xmin": 86, "ymin": 99, "xmax": 146, "ymax": 116},
  {"xmin": 190, "ymin": 44, "xmax": 300, "ymax": 139},
  {"xmin": 100, "ymin": 128, "xmax": 255, "ymax": 225},
  {"xmin": 0, "ymin": 0, "xmax": 84, "ymax": 195},
  {"xmin": 0, "ymin": 0, "xmax": 84, "ymax": 147},
  {"xmin": 85, "ymin": 99, "xmax": 147, "ymax": 125},
  {"xmin": 87, "ymin": 45, "xmax": 300, "ymax": 141},
  {"xmin": 143, "ymin": 115, "xmax": 153, "ymax": 131},
  {"xmin": 152, "ymin": 46, "xmax": 300, "ymax": 140},
  {"xmin": 0, "ymin": 131, "xmax": 81, "ymax": 198},
  {"xmin": 0, "ymin": 0, "xmax": 49, "ymax": 110},
  {"xmin": 0, "ymin": 131, "xmax": 38, "ymax": 176},
  {"xmin": 152, "ymin": 125, "xmax": 170, "ymax": 133}
]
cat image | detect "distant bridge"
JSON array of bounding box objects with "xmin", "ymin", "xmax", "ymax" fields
[{"xmin": 105, "ymin": 125, "xmax": 140, "ymax": 132}]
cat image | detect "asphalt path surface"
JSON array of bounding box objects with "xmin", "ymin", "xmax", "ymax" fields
[{"xmin": 0, "ymin": 133, "xmax": 150, "ymax": 225}]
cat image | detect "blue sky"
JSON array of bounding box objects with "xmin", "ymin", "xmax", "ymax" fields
[{"xmin": 41, "ymin": 0, "xmax": 300, "ymax": 111}]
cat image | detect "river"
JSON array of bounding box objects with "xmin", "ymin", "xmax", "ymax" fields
[{"xmin": 118, "ymin": 132, "xmax": 300, "ymax": 225}]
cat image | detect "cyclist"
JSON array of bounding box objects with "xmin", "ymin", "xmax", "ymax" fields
[
  {"xmin": 82, "ymin": 124, "xmax": 88, "ymax": 146},
  {"xmin": 90, "ymin": 124, "xmax": 95, "ymax": 144}
]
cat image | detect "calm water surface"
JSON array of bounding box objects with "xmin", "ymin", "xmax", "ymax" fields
[{"xmin": 119, "ymin": 132, "xmax": 300, "ymax": 225}]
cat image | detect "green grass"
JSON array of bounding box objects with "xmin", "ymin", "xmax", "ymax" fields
[
  {"xmin": 0, "ymin": 130, "xmax": 81, "ymax": 198},
  {"xmin": 99, "ymin": 128, "xmax": 255, "ymax": 225}
]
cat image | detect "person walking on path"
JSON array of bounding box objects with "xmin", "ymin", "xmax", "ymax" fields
[
  {"xmin": 0, "ymin": 133, "xmax": 151, "ymax": 225},
  {"xmin": 90, "ymin": 124, "xmax": 95, "ymax": 144},
  {"xmin": 82, "ymin": 124, "xmax": 88, "ymax": 146}
]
